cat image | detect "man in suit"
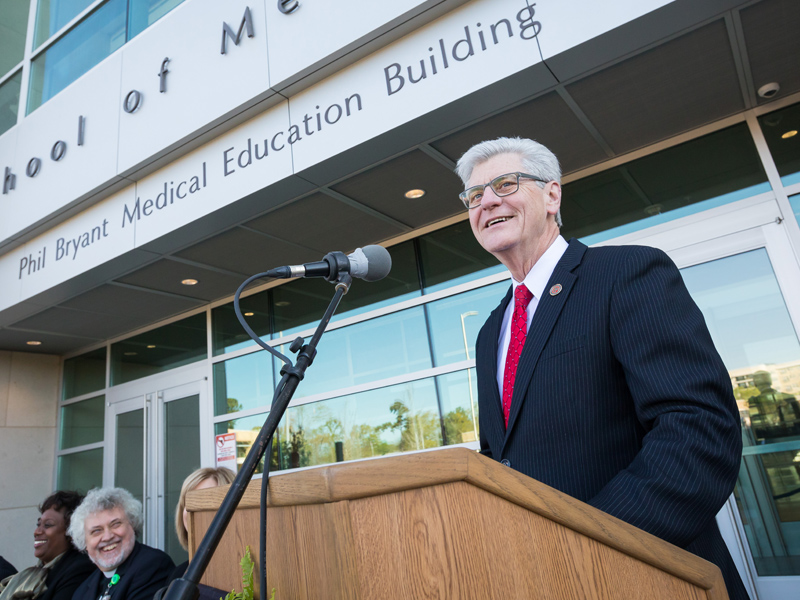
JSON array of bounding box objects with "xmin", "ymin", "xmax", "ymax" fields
[
  {"xmin": 68, "ymin": 488, "xmax": 174, "ymax": 600},
  {"xmin": 456, "ymin": 137, "xmax": 748, "ymax": 600}
]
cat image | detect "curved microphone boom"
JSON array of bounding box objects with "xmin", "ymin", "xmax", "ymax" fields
[{"xmin": 265, "ymin": 245, "xmax": 391, "ymax": 282}]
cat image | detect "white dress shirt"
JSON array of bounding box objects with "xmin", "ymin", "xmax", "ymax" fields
[{"xmin": 496, "ymin": 235, "xmax": 569, "ymax": 395}]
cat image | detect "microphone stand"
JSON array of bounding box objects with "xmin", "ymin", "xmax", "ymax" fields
[{"xmin": 162, "ymin": 273, "xmax": 353, "ymax": 600}]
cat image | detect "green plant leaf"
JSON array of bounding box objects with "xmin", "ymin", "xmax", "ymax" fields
[{"xmin": 240, "ymin": 546, "xmax": 255, "ymax": 600}]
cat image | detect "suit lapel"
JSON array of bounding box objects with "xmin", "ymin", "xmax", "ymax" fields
[{"xmin": 503, "ymin": 240, "xmax": 587, "ymax": 447}]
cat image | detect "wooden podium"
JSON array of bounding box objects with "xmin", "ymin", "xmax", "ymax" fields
[{"xmin": 186, "ymin": 448, "xmax": 729, "ymax": 600}]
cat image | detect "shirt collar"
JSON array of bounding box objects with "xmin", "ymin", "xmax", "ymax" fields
[{"xmin": 511, "ymin": 235, "xmax": 568, "ymax": 300}]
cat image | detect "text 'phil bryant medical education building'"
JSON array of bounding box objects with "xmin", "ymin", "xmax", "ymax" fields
[{"xmin": 1, "ymin": 1, "xmax": 799, "ymax": 597}]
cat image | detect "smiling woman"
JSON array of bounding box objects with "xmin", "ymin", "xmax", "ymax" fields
[{"xmin": 0, "ymin": 491, "xmax": 95, "ymax": 600}]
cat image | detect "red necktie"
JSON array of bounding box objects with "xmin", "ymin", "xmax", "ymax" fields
[{"xmin": 502, "ymin": 284, "xmax": 533, "ymax": 428}]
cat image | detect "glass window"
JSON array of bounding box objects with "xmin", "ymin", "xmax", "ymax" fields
[
  {"xmin": 680, "ymin": 249, "xmax": 800, "ymax": 576},
  {"xmin": 212, "ymin": 290, "xmax": 271, "ymax": 356},
  {"xmin": 127, "ymin": 0, "xmax": 185, "ymax": 40},
  {"xmin": 791, "ymin": 194, "xmax": 800, "ymax": 228},
  {"xmin": 57, "ymin": 448, "xmax": 103, "ymax": 493},
  {"xmin": 758, "ymin": 103, "xmax": 800, "ymax": 187},
  {"xmin": 62, "ymin": 347, "xmax": 106, "ymax": 399},
  {"xmin": 426, "ymin": 282, "xmax": 507, "ymax": 367},
  {"xmin": 60, "ymin": 395, "xmax": 104, "ymax": 449},
  {"xmin": 28, "ymin": 0, "xmax": 125, "ymax": 113},
  {"xmin": 274, "ymin": 378, "xmax": 442, "ymax": 470},
  {"xmin": 110, "ymin": 312, "xmax": 207, "ymax": 386},
  {"xmin": 284, "ymin": 306, "xmax": 432, "ymax": 400},
  {"xmin": 271, "ymin": 242, "xmax": 420, "ymax": 340},
  {"xmin": 115, "ymin": 409, "xmax": 143, "ymax": 504},
  {"xmin": 0, "ymin": 70, "xmax": 22, "ymax": 137},
  {"xmin": 437, "ymin": 369, "xmax": 479, "ymax": 445},
  {"xmin": 213, "ymin": 350, "xmax": 274, "ymax": 416},
  {"xmin": 568, "ymin": 124, "xmax": 770, "ymax": 245},
  {"xmin": 214, "ymin": 413, "xmax": 270, "ymax": 475},
  {"xmin": 419, "ymin": 221, "xmax": 504, "ymax": 293},
  {"xmin": 0, "ymin": 0, "xmax": 30, "ymax": 75},
  {"xmin": 164, "ymin": 394, "xmax": 200, "ymax": 564},
  {"xmin": 34, "ymin": 0, "xmax": 94, "ymax": 48}
]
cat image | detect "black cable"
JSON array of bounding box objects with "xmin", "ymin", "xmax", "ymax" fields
[
  {"xmin": 233, "ymin": 273, "xmax": 293, "ymax": 367},
  {"xmin": 232, "ymin": 272, "xmax": 294, "ymax": 599}
]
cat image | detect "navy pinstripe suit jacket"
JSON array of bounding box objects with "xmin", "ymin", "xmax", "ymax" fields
[{"xmin": 476, "ymin": 239, "xmax": 748, "ymax": 600}]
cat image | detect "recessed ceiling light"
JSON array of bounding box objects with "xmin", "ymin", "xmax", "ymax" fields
[
  {"xmin": 181, "ymin": 278, "xmax": 199, "ymax": 285},
  {"xmin": 644, "ymin": 204, "xmax": 663, "ymax": 216},
  {"xmin": 26, "ymin": 340, "xmax": 42, "ymax": 346},
  {"xmin": 782, "ymin": 130, "xmax": 797, "ymax": 139},
  {"xmin": 404, "ymin": 189, "xmax": 425, "ymax": 199},
  {"xmin": 123, "ymin": 351, "xmax": 138, "ymax": 356},
  {"xmin": 147, "ymin": 345, "xmax": 156, "ymax": 349},
  {"xmin": 274, "ymin": 301, "xmax": 290, "ymax": 307},
  {"xmin": 244, "ymin": 312, "xmax": 254, "ymax": 317}
]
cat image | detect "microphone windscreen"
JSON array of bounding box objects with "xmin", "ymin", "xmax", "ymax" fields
[{"xmin": 361, "ymin": 245, "xmax": 392, "ymax": 282}]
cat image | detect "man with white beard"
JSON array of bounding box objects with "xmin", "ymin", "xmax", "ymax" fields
[{"xmin": 69, "ymin": 488, "xmax": 173, "ymax": 600}]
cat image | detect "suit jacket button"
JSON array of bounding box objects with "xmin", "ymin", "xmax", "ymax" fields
[{"xmin": 501, "ymin": 459, "xmax": 511, "ymax": 467}]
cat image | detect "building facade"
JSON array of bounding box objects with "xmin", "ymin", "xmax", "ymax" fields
[{"xmin": 1, "ymin": 0, "xmax": 799, "ymax": 597}]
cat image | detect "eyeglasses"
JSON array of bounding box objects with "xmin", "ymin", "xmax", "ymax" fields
[{"xmin": 459, "ymin": 172, "xmax": 548, "ymax": 209}]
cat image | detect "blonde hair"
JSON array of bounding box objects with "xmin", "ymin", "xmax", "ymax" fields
[{"xmin": 175, "ymin": 467, "xmax": 235, "ymax": 550}]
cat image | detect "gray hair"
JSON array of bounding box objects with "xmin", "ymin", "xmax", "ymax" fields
[
  {"xmin": 67, "ymin": 487, "xmax": 143, "ymax": 551},
  {"xmin": 455, "ymin": 137, "xmax": 563, "ymax": 227}
]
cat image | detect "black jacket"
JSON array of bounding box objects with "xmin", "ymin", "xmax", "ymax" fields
[
  {"xmin": 71, "ymin": 543, "xmax": 173, "ymax": 600},
  {"xmin": 476, "ymin": 240, "xmax": 748, "ymax": 600},
  {"xmin": 0, "ymin": 556, "xmax": 16, "ymax": 581},
  {"xmin": 40, "ymin": 548, "xmax": 95, "ymax": 600}
]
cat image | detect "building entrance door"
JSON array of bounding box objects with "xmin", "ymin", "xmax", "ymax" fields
[
  {"xmin": 622, "ymin": 200, "xmax": 800, "ymax": 599},
  {"xmin": 104, "ymin": 364, "xmax": 210, "ymax": 564}
]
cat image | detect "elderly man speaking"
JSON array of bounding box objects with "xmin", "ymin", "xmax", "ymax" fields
[
  {"xmin": 69, "ymin": 488, "xmax": 173, "ymax": 600},
  {"xmin": 456, "ymin": 137, "xmax": 749, "ymax": 600}
]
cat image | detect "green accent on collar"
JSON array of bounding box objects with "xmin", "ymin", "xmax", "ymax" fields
[{"xmin": 110, "ymin": 575, "xmax": 120, "ymax": 585}]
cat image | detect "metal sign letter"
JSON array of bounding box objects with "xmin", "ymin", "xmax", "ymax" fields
[{"xmin": 221, "ymin": 6, "xmax": 255, "ymax": 55}]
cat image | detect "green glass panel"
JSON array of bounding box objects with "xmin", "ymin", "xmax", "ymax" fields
[
  {"xmin": 110, "ymin": 313, "xmax": 207, "ymax": 386},
  {"xmin": 419, "ymin": 220, "xmax": 503, "ymax": 293},
  {"xmin": 164, "ymin": 395, "xmax": 200, "ymax": 565},
  {"xmin": 115, "ymin": 409, "xmax": 143, "ymax": 506},
  {"xmin": 213, "ymin": 351, "xmax": 274, "ymax": 416},
  {"xmin": 570, "ymin": 123, "xmax": 770, "ymax": 245},
  {"xmin": 57, "ymin": 448, "xmax": 103, "ymax": 494},
  {"xmin": 758, "ymin": 103, "xmax": 800, "ymax": 187},
  {"xmin": 60, "ymin": 395, "xmax": 104, "ymax": 449},
  {"xmin": 272, "ymin": 242, "xmax": 420, "ymax": 339},
  {"xmin": 212, "ymin": 290, "xmax": 270, "ymax": 356},
  {"xmin": 127, "ymin": 0, "xmax": 185, "ymax": 39},
  {"xmin": 62, "ymin": 347, "xmax": 106, "ymax": 399},
  {"xmin": 0, "ymin": 0, "xmax": 30, "ymax": 75},
  {"xmin": 0, "ymin": 70, "xmax": 22, "ymax": 136},
  {"xmin": 681, "ymin": 249, "xmax": 800, "ymax": 576},
  {"xmin": 275, "ymin": 378, "xmax": 442, "ymax": 470},
  {"xmin": 216, "ymin": 378, "xmax": 444, "ymax": 473},
  {"xmin": 426, "ymin": 282, "xmax": 507, "ymax": 367},
  {"xmin": 281, "ymin": 306, "xmax": 432, "ymax": 400},
  {"xmin": 28, "ymin": 0, "xmax": 125, "ymax": 113},
  {"xmin": 436, "ymin": 369, "xmax": 479, "ymax": 445},
  {"xmin": 34, "ymin": 0, "xmax": 94, "ymax": 48}
]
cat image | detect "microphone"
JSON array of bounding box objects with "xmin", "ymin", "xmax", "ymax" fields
[{"xmin": 266, "ymin": 245, "xmax": 392, "ymax": 282}]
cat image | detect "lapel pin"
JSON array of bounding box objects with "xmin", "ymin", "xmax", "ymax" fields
[{"xmin": 549, "ymin": 284, "xmax": 562, "ymax": 296}]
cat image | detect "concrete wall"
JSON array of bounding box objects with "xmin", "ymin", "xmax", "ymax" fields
[{"xmin": 0, "ymin": 351, "xmax": 60, "ymax": 571}]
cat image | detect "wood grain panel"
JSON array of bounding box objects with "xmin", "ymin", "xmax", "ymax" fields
[{"xmin": 186, "ymin": 449, "xmax": 730, "ymax": 600}]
